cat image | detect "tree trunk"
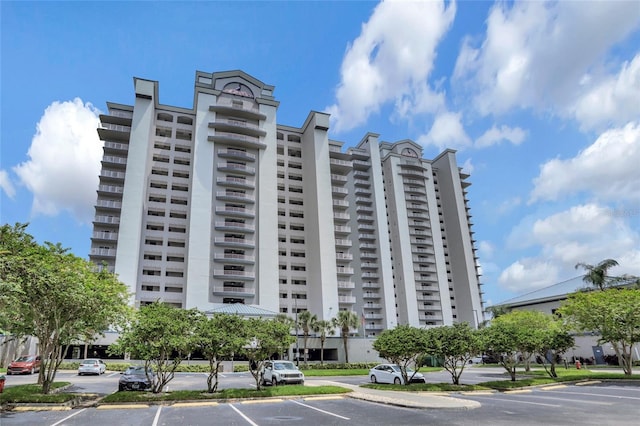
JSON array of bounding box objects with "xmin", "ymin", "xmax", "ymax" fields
[
  {"xmin": 342, "ymin": 335, "xmax": 349, "ymax": 364},
  {"xmin": 320, "ymin": 337, "xmax": 325, "ymax": 365}
]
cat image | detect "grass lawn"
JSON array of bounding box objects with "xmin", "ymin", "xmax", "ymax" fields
[
  {"xmin": 0, "ymin": 382, "xmax": 76, "ymax": 404},
  {"xmin": 101, "ymin": 385, "xmax": 350, "ymax": 403}
]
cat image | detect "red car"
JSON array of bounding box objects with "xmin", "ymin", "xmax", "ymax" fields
[{"xmin": 7, "ymin": 355, "xmax": 41, "ymax": 375}]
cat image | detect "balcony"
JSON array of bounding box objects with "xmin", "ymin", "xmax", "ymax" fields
[
  {"xmin": 213, "ymin": 253, "xmax": 255, "ymax": 264},
  {"xmin": 209, "ymin": 119, "xmax": 266, "ymax": 138},
  {"xmin": 362, "ymin": 272, "xmax": 379, "ymax": 279},
  {"xmin": 336, "ymin": 267, "xmax": 354, "ymax": 275},
  {"xmin": 333, "ymin": 200, "xmax": 349, "ymax": 209},
  {"xmin": 217, "ymin": 162, "xmax": 256, "ymax": 175},
  {"xmin": 214, "ymin": 237, "xmax": 255, "ymax": 248},
  {"xmin": 362, "ymin": 282, "xmax": 379, "ymax": 289},
  {"xmin": 332, "ymin": 186, "xmax": 349, "ymax": 196},
  {"xmin": 334, "ymin": 226, "xmax": 352, "ymax": 234},
  {"xmin": 355, "ymin": 197, "xmax": 372, "ymax": 205},
  {"xmin": 215, "ymin": 206, "xmax": 255, "ymax": 218},
  {"xmin": 353, "ymin": 160, "xmax": 371, "ymax": 169},
  {"xmin": 330, "ymin": 158, "xmax": 353, "ymax": 170},
  {"xmin": 102, "ymin": 156, "xmax": 127, "ymax": 168},
  {"xmin": 212, "ymin": 285, "xmax": 256, "ymax": 297},
  {"xmin": 361, "ymin": 262, "xmax": 379, "ymax": 269},
  {"xmin": 92, "ymin": 231, "xmax": 118, "ymax": 241},
  {"xmin": 90, "ymin": 247, "xmax": 117, "ymax": 257},
  {"xmin": 213, "ymin": 270, "xmax": 255, "ymax": 280},
  {"xmin": 337, "ymin": 281, "xmax": 355, "ymax": 289},
  {"xmin": 335, "ymin": 239, "xmax": 352, "ymax": 247},
  {"xmin": 208, "ymin": 132, "xmax": 266, "ymax": 149},
  {"xmin": 98, "ymin": 125, "xmax": 130, "ymax": 142},
  {"xmin": 209, "ymin": 102, "xmax": 266, "ymax": 121},
  {"xmin": 336, "ymin": 253, "xmax": 353, "ymax": 261},
  {"xmin": 216, "ymin": 176, "xmax": 255, "ymax": 189},
  {"xmin": 216, "ymin": 191, "xmax": 255, "ymax": 204},
  {"xmin": 333, "ymin": 212, "xmax": 351, "ymax": 221},
  {"xmin": 96, "ymin": 199, "xmax": 122, "ymax": 210},
  {"xmin": 93, "ymin": 216, "xmax": 120, "ymax": 226},
  {"xmin": 331, "ymin": 174, "xmax": 348, "ymax": 183},
  {"xmin": 338, "ymin": 296, "xmax": 356, "ymax": 304},
  {"xmin": 416, "ymin": 294, "xmax": 441, "ymax": 302},
  {"xmin": 363, "ymin": 292, "xmax": 380, "ymax": 299},
  {"xmin": 217, "ymin": 149, "xmax": 256, "ymax": 162},
  {"xmin": 358, "ymin": 233, "xmax": 376, "ymax": 241},
  {"xmin": 214, "ymin": 221, "xmax": 255, "ymax": 233},
  {"xmin": 100, "ymin": 170, "xmax": 126, "ymax": 181}
]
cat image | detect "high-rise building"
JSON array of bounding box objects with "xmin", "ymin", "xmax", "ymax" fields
[{"xmin": 89, "ymin": 70, "xmax": 484, "ymax": 334}]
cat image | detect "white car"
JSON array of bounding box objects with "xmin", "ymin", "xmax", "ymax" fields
[
  {"xmin": 369, "ymin": 363, "xmax": 426, "ymax": 384},
  {"xmin": 78, "ymin": 358, "xmax": 107, "ymax": 375},
  {"xmin": 261, "ymin": 360, "xmax": 305, "ymax": 386}
]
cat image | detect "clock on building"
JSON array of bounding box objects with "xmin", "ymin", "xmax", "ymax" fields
[
  {"xmin": 401, "ymin": 147, "xmax": 418, "ymax": 158},
  {"xmin": 222, "ymin": 82, "xmax": 254, "ymax": 99}
]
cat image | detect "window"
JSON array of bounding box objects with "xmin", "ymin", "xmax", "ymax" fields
[
  {"xmin": 175, "ymin": 145, "xmax": 191, "ymax": 153},
  {"xmin": 152, "ymin": 168, "xmax": 169, "ymax": 176},
  {"xmin": 172, "ymin": 184, "xmax": 189, "ymax": 192},
  {"xmin": 155, "ymin": 128, "xmax": 172, "ymax": 137},
  {"xmin": 173, "ymin": 171, "xmax": 190, "ymax": 178},
  {"xmin": 143, "ymin": 269, "xmax": 161, "ymax": 276},
  {"xmin": 148, "ymin": 210, "xmax": 165, "ymax": 217},
  {"xmin": 146, "ymin": 224, "xmax": 164, "ymax": 231},
  {"xmin": 150, "ymin": 182, "xmax": 168, "ymax": 189},
  {"xmin": 169, "ymin": 211, "xmax": 187, "ymax": 219},
  {"xmin": 141, "ymin": 285, "xmax": 160, "ymax": 291},
  {"xmin": 167, "ymin": 240, "xmax": 185, "ymax": 248},
  {"xmin": 153, "ymin": 155, "xmax": 170, "ymax": 163},
  {"xmin": 154, "ymin": 142, "xmax": 171, "ymax": 150},
  {"xmin": 149, "ymin": 196, "xmax": 166, "ymax": 203},
  {"xmin": 171, "ymin": 198, "xmax": 188, "ymax": 205},
  {"xmin": 145, "ymin": 239, "xmax": 162, "ymax": 246},
  {"xmin": 174, "ymin": 158, "xmax": 190, "ymax": 166},
  {"xmin": 165, "ymin": 271, "xmax": 184, "ymax": 277}
]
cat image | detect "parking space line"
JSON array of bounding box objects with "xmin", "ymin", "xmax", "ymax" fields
[
  {"xmin": 151, "ymin": 406, "xmax": 162, "ymax": 426},
  {"xmin": 50, "ymin": 408, "xmax": 86, "ymax": 426},
  {"xmin": 290, "ymin": 399, "xmax": 350, "ymax": 420},
  {"xmin": 229, "ymin": 404, "xmax": 259, "ymax": 426}
]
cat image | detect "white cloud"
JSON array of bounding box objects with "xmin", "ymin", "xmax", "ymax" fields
[
  {"xmin": 417, "ymin": 111, "xmax": 471, "ymax": 150},
  {"xmin": 570, "ymin": 53, "xmax": 640, "ymax": 131},
  {"xmin": 460, "ymin": 157, "xmax": 474, "ymax": 174},
  {"xmin": 13, "ymin": 98, "xmax": 103, "ymax": 223},
  {"xmin": 530, "ymin": 122, "xmax": 640, "ymax": 203},
  {"xmin": 496, "ymin": 196, "xmax": 522, "ymax": 216},
  {"xmin": 475, "ymin": 125, "xmax": 526, "ymax": 148},
  {"xmin": 326, "ymin": 0, "xmax": 456, "ymax": 132},
  {"xmin": 498, "ymin": 202, "xmax": 640, "ymax": 294},
  {"xmin": 453, "ymin": 0, "xmax": 640, "ymax": 116},
  {"xmin": 0, "ymin": 170, "xmax": 16, "ymax": 198},
  {"xmin": 498, "ymin": 259, "xmax": 560, "ymax": 293}
]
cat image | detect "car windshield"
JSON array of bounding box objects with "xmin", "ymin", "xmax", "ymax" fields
[
  {"xmin": 124, "ymin": 367, "xmax": 149, "ymax": 375},
  {"xmin": 15, "ymin": 356, "xmax": 34, "ymax": 362},
  {"xmin": 273, "ymin": 362, "xmax": 296, "ymax": 370}
]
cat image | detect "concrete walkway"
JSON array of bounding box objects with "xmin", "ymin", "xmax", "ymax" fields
[{"xmin": 306, "ymin": 379, "xmax": 480, "ymax": 410}]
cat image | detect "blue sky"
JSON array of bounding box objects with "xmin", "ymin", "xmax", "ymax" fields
[{"xmin": 1, "ymin": 0, "xmax": 639, "ymax": 307}]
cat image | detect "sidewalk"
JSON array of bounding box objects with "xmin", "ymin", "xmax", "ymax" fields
[{"xmin": 306, "ymin": 379, "xmax": 480, "ymax": 409}]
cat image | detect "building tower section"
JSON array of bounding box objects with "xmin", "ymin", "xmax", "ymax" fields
[{"xmin": 89, "ymin": 68, "xmax": 484, "ymax": 330}]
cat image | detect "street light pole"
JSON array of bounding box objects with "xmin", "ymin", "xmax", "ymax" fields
[{"xmin": 294, "ymin": 297, "xmax": 299, "ymax": 366}]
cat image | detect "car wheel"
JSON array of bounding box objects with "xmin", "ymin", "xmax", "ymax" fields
[
  {"xmin": 272, "ymin": 377, "xmax": 278, "ymax": 387},
  {"xmin": 394, "ymin": 377, "xmax": 401, "ymax": 385},
  {"xmin": 78, "ymin": 372, "xmax": 83, "ymax": 376},
  {"xmin": 370, "ymin": 374, "xmax": 377, "ymax": 383}
]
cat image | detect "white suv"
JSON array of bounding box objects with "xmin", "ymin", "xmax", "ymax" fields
[{"xmin": 261, "ymin": 360, "xmax": 304, "ymax": 386}]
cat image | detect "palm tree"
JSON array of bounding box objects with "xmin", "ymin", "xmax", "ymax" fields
[
  {"xmin": 312, "ymin": 320, "xmax": 335, "ymax": 365},
  {"xmin": 274, "ymin": 314, "xmax": 295, "ymax": 359},
  {"xmin": 297, "ymin": 311, "xmax": 317, "ymax": 365},
  {"xmin": 575, "ymin": 259, "xmax": 619, "ymax": 291},
  {"xmin": 331, "ymin": 310, "xmax": 359, "ymax": 364}
]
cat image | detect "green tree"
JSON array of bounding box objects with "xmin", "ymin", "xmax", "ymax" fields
[
  {"xmin": 372, "ymin": 325, "xmax": 427, "ymax": 385},
  {"xmin": 481, "ymin": 311, "xmax": 545, "ymax": 381},
  {"xmin": 195, "ymin": 313, "xmax": 248, "ymax": 393},
  {"xmin": 297, "ymin": 310, "xmax": 318, "ymax": 366},
  {"xmin": 110, "ymin": 302, "xmax": 200, "ymax": 393},
  {"xmin": 332, "ymin": 310, "xmax": 359, "ymax": 364},
  {"xmin": 425, "ymin": 323, "xmax": 482, "ymax": 385},
  {"xmin": 312, "ymin": 320, "xmax": 335, "ymax": 365},
  {"xmin": 0, "ymin": 223, "xmax": 130, "ymax": 394},
  {"xmin": 575, "ymin": 259, "xmax": 619, "ymax": 291},
  {"xmin": 537, "ymin": 324, "xmax": 574, "ymax": 378},
  {"xmin": 558, "ymin": 288, "xmax": 640, "ymax": 375},
  {"xmin": 241, "ymin": 317, "xmax": 295, "ymax": 390}
]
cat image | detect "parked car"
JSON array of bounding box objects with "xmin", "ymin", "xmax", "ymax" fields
[
  {"xmin": 7, "ymin": 355, "xmax": 41, "ymax": 375},
  {"xmin": 118, "ymin": 366, "xmax": 155, "ymax": 391},
  {"xmin": 78, "ymin": 358, "xmax": 107, "ymax": 375},
  {"xmin": 369, "ymin": 363, "xmax": 426, "ymax": 384},
  {"xmin": 261, "ymin": 360, "xmax": 304, "ymax": 386}
]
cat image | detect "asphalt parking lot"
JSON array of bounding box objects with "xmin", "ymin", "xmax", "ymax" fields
[{"xmin": 3, "ymin": 367, "xmax": 640, "ymax": 425}]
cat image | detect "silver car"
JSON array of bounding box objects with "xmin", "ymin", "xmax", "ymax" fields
[
  {"xmin": 369, "ymin": 363, "xmax": 426, "ymax": 384},
  {"xmin": 78, "ymin": 358, "xmax": 107, "ymax": 375}
]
